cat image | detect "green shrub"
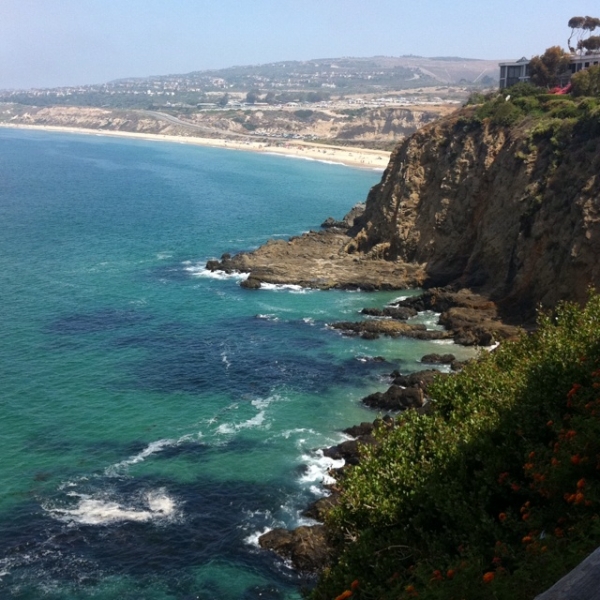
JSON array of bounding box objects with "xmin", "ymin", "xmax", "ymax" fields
[
  {"xmin": 512, "ymin": 95, "xmax": 543, "ymax": 115},
  {"xmin": 507, "ymin": 82, "xmax": 545, "ymax": 99},
  {"xmin": 572, "ymin": 65, "xmax": 600, "ymax": 98},
  {"xmin": 312, "ymin": 292, "xmax": 600, "ymax": 600}
]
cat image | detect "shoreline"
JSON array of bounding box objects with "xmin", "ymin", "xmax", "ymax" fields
[{"xmin": 0, "ymin": 123, "xmax": 391, "ymax": 170}]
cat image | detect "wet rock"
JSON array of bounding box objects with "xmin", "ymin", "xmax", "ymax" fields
[
  {"xmin": 361, "ymin": 306, "xmax": 418, "ymax": 320},
  {"xmin": 391, "ymin": 369, "xmax": 446, "ymax": 393},
  {"xmin": 321, "ymin": 203, "xmax": 366, "ymax": 231},
  {"xmin": 323, "ymin": 436, "xmax": 377, "ymax": 465},
  {"xmin": 258, "ymin": 525, "xmax": 332, "ymax": 572},
  {"xmin": 303, "ymin": 493, "xmax": 340, "ymax": 522},
  {"xmin": 343, "ymin": 422, "xmax": 375, "ymax": 438},
  {"xmin": 421, "ymin": 353, "xmax": 456, "ymax": 364},
  {"xmin": 393, "ymin": 289, "xmax": 522, "ymax": 346},
  {"xmin": 240, "ymin": 276, "xmax": 262, "ymax": 289},
  {"xmin": 329, "ymin": 320, "xmax": 451, "ymax": 340},
  {"xmin": 362, "ymin": 385, "xmax": 424, "ymax": 411}
]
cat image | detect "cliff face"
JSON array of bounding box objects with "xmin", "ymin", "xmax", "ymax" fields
[{"xmin": 347, "ymin": 107, "xmax": 600, "ymax": 314}]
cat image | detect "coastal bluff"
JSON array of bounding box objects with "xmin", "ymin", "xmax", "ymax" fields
[{"xmin": 209, "ymin": 105, "xmax": 600, "ymax": 317}]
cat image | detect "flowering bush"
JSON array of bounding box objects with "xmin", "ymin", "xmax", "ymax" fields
[{"xmin": 311, "ymin": 292, "xmax": 600, "ymax": 600}]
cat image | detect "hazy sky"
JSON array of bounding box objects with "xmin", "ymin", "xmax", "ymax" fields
[{"xmin": 1, "ymin": 0, "xmax": 598, "ymax": 90}]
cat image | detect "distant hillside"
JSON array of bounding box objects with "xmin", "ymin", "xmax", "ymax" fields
[{"xmin": 0, "ymin": 56, "xmax": 500, "ymax": 109}]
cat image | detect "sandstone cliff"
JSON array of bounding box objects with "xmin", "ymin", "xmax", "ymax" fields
[{"xmin": 345, "ymin": 106, "xmax": 600, "ymax": 315}]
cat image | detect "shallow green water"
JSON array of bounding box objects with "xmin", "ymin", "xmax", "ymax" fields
[{"xmin": 0, "ymin": 129, "xmax": 474, "ymax": 599}]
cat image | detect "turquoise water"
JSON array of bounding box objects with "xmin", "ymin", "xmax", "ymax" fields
[{"xmin": 0, "ymin": 129, "xmax": 473, "ymax": 599}]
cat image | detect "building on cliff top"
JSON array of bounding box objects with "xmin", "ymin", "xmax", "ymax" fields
[{"xmin": 500, "ymin": 53, "xmax": 600, "ymax": 88}]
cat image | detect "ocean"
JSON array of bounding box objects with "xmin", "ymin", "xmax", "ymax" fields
[{"xmin": 0, "ymin": 129, "xmax": 473, "ymax": 599}]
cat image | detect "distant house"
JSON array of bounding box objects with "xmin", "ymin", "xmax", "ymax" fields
[
  {"xmin": 499, "ymin": 53, "xmax": 600, "ymax": 89},
  {"xmin": 499, "ymin": 57, "xmax": 531, "ymax": 89}
]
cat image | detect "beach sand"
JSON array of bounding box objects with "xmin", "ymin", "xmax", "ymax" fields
[{"xmin": 0, "ymin": 123, "xmax": 391, "ymax": 170}]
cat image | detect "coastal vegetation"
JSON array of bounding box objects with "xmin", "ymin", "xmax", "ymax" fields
[
  {"xmin": 310, "ymin": 292, "xmax": 600, "ymax": 599},
  {"xmin": 301, "ymin": 29, "xmax": 600, "ymax": 598}
]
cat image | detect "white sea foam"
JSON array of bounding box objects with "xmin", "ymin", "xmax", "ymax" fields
[
  {"xmin": 299, "ymin": 450, "xmax": 344, "ymax": 487},
  {"xmin": 216, "ymin": 411, "xmax": 267, "ymax": 435},
  {"xmin": 156, "ymin": 251, "xmax": 173, "ymax": 260},
  {"xmin": 105, "ymin": 439, "xmax": 173, "ymax": 476},
  {"xmin": 302, "ymin": 317, "xmax": 315, "ymax": 325},
  {"xmin": 244, "ymin": 526, "xmax": 273, "ymax": 548},
  {"xmin": 105, "ymin": 435, "xmax": 196, "ymax": 477},
  {"xmin": 278, "ymin": 428, "xmax": 316, "ymax": 440},
  {"xmin": 184, "ymin": 262, "xmax": 249, "ymax": 281},
  {"xmin": 221, "ymin": 351, "xmax": 231, "ymax": 369},
  {"xmin": 255, "ymin": 313, "xmax": 279, "ymax": 321},
  {"xmin": 46, "ymin": 489, "xmax": 177, "ymax": 525},
  {"xmin": 258, "ymin": 282, "xmax": 309, "ymax": 293}
]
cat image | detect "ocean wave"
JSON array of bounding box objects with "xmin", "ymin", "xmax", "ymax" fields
[
  {"xmin": 45, "ymin": 488, "xmax": 178, "ymax": 526},
  {"xmin": 216, "ymin": 410, "xmax": 267, "ymax": 435},
  {"xmin": 258, "ymin": 282, "xmax": 310, "ymax": 293},
  {"xmin": 255, "ymin": 313, "xmax": 280, "ymax": 321},
  {"xmin": 299, "ymin": 449, "xmax": 344, "ymax": 487},
  {"xmin": 183, "ymin": 261, "xmax": 249, "ymax": 281},
  {"xmin": 105, "ymin": 435, "xmax": 197, "ymax": 477}
]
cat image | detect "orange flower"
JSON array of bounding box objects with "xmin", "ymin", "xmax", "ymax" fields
[
  {"xmin": 483, "ymin": 572, "xmax": 495, "ymax": 583},
  {"xmin": 351, "ymin": 580, "xmax": 359, "ymax": 590},
  {"xmin": 529, "ymin": 451, "xmax": 536, "ymax": 459},
  {"xmin": 522, "ymin": 536, "xmax": 533, "ymax": 544},
  {"xmin": 571, "ymin": 454, "xmax": 582, "ymax": 465},
  {"xmin": 547, "ymin": 420, "xmax": 554, "ymax": 427},
  {"xmin": 575, "ymin": 493, "xmax": 585, "ymax": 505},
  {"xmin": 498, "ymin": 472, "xmax": 509, "ymax": 484},
  {"xmin": 498, "ymin": 512, "xmax": 507, "ymax": 522},
  {"xmin": 334, "ymin": 591, "xmax": 353, "ymax": 600},
  {"xmin": 511, "ymin": 483, "xmax": 521, "ymax": 492},
  {"xmin": 431, "ymin": 569, "xmax": 443, "ymax": 582},
  {"xmin": 522, "ymin": 513, "xmax": 530, "ymax": 521},
  {"xmin": 568, "ymin": 383, "xmax": 582, "ymax": 398},
  {"xmin": 551, "ymin": 458, "xmax": 560, "ymax": 466},
  {"xmin": 446, "ymin": 569, "xmax": 455, "ymax": 580},
  {"xmin": 577, "ymin": 478, "xmax": 586, "ymax": 489},
  {"xmin": 555, "ymin": 527, "xmax": 564, "ymax": 538},
  {"xmin": 405, "ymin": 584, "xmax": 418, "ymax": 597}
]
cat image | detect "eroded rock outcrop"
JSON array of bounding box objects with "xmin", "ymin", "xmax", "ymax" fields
[
  {"xmin": 346, "ymin": 108, "xmax": 600, "ymax": 316},
  {"xmin": 210, "ymin": 107, "xmax": 600, "ymax": 320}
]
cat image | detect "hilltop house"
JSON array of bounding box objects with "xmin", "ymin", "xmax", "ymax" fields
[{"xmin": 500, "ymin": 53, "xmax": 600, "ymax": 88}]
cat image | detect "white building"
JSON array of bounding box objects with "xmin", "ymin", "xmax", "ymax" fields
[{"xmin": 499, "ymin": 53, "xmax": 600, "ymax": 89}]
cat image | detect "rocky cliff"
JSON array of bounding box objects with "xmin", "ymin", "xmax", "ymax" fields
[{"xmin": 346, "ymin": 106, "xmax": 600, "ymax": 315}]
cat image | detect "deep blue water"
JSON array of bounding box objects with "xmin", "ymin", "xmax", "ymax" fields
[{"xmin": 0, "ymin": 129, "xmax": 472, "ymax": 599}]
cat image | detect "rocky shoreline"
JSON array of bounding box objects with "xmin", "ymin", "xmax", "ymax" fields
[
  {"xmin": 257, "ymin": 353, "xmax": 459, "ymax": 572},
  {"xmin": 207, "ymin": 205, "xmax": 527, "ymax": 573},
  {"xmin": 253, "ymin": 287, "xmax": 522, "ymax": 572}
]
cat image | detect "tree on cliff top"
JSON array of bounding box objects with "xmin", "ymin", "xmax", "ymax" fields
[
  {"xmin": 529, "ymin": 46, "xmax": 572, "ymax": 88},
  {"xmin": 568, "ymin": 16, "xmax": 600, "ymax": 53}
]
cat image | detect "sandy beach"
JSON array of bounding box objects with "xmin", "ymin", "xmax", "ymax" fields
[{"xmin": 0, "ymin": 123, "xmax": 391, "ymax": 170}]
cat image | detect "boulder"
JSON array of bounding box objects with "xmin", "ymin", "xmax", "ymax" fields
[
  {"xmin": 421, "ymin": 353, "xmax": 456, "ymax": 364},
  {"xmin": 391, "ymin": 369, "xmax": 446, "ymax": 393},
  {"xmin": 362, "ymin": 385, "xmax": 424, "ymax": 411},
  {"xmin": 258, "ymin": 525, "xmax": 332, "ymax": 572}
]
